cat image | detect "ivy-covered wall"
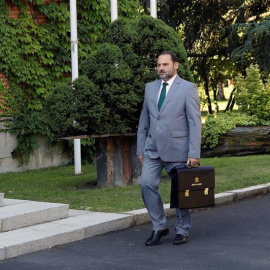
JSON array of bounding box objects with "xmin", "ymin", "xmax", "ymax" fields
[
  {"xmin": 0, "ymin": 0, "xmax": 139, "ymax": 112},
  {"xmin": 0, "ymin": 0, "xmax": 140, "ymax": 164},
  {"xmin": 0, "ymin": 0, "xmax": 58, "ymax": 94}
]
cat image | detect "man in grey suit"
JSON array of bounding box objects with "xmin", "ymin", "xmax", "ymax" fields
[{"xmin": 137, "ymin": 51, "xmax": 201, "ymax": 246}]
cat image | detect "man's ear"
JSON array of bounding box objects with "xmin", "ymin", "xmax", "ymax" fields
[{"xmin": 174, "ymin": 62, "xmax": 179, "ymax": 70}]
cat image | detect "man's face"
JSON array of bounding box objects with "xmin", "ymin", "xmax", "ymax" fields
[{"xmin": 157, "ymin": 54, "xmax": 179, "ymax": 81}]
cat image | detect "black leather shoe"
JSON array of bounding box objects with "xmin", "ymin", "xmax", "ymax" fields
[
  {"xmin": 145, "ymin": 228, "xmax": 170, "ymax": 246},
  {"xmin": 173, "ymin": 234, "xmax": 188, "ymax": 245}
]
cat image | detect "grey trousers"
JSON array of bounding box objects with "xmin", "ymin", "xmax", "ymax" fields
[{"xmin": 140, "ymin": 155, "xmax": 191, "ymax": 236}]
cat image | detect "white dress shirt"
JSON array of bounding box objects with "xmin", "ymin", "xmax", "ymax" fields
[{"xmin": 157, "ymin": 74, "xmax": 177, "ymax": 103}]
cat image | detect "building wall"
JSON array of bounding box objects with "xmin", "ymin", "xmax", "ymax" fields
[
  {"xmin": 0, "ymin": 73, "xmax": 9, "ymax": 88},
  {"xmin": 0, "ymin": 118, "xmax": 72, "ymax": 173},
  {"xmin": 7, "ymin": 0, "xmax": 55, "ymax": 22}
]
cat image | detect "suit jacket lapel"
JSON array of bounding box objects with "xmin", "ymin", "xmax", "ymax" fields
[
  {"xmin": 159, "ymin": 75, "xmax": 181, "ymax": 114},
  {"xmin": 151, "ymin": 79, "xmax": 162, "ymax": 115}
]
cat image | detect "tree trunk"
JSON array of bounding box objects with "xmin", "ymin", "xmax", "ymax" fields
[
  {"xmin": 225, "ymin": 87, "xmax": 236, "ymax": 112},
  {"xmin": 216, "ymin": 82, "xmax": 226, "ymax": 101},
  {"xmin": 201, "ymin": 58, "xmax": 213, "ymax": 114}
]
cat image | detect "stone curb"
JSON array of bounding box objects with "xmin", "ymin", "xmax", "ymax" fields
[
  {"xmin": 0, "ymin": 212, "xmax": 135, "ymax": 260},
  {"xmin": 0, "ymin": 183, "xmax": 269, "ymax": 261},
  {"xmin": 123, "ymin": 183, "xmax": 270, "ymax": 225}
]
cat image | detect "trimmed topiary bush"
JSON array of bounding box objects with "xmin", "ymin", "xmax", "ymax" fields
[{"xmin": 45, "ymin": 15, "xmax": 193, "ymax": 136}]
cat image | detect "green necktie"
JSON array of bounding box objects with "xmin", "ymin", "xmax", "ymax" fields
[{"xmin": 158, "ymin": 82, "xmax": 168, "ymax": 111}]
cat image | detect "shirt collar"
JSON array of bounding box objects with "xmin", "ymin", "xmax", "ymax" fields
[{"xmin": 162, "ymin": 74, "xmax": 177, "ymax": 86}]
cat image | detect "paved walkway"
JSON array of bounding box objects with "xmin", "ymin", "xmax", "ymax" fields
[{"xmin": 0, "ymin": 193, "xmax": 270, "ymax": 270}]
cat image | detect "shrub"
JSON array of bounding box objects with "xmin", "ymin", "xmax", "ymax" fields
[
  {"xmin": 8, "ymin": 109, "xmax": 54, "ymax": 165},
  {"xmin": 49, "ymin": 15, "xmax": 193, "ymax": 136},
  {"xmin": 235, "ymin": 64, "xmax": 270, "ymax": 121},
  {"xmin": 43, "ymin": 82, "xmax": 76, "ymax": 138},
  {"xmin": 202, "ymin": 112, "xmax": 269, "ymax": 149},
  {"xmin": 73, "ymin": 74, "xmax": 111, "ymax": 134},
  {"xmin": 78, "ymin": 15, "xmax": 192, "ymax": 135}
]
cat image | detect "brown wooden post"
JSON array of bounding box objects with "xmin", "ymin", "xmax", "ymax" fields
[
  {"xmin": 106, "ymin": 137, "xmax": 114, "ymax": 186},
  {"xmin": 62, "ymin": 133, "xmax": 142, "ymax": 187},
  {"xmin": 119, "ymin": 136, "xmax": 132, "ymax": 185},
  {"xmin": 95, "ymin": 134, "xmax": 141, "ymax": 187}
]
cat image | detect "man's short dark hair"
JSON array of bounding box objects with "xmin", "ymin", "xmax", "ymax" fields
[{"xmin": 158, "ymin": 51, "xmax": 178, "ymax": 63}]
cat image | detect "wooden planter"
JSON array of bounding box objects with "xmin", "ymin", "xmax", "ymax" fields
[
  {"xmin": 63, "ymin": 133, "xmax": 142, "ymax": 187},
  {"xmin": 95, "ymin": 134, "xmax": 141, "ymax": 187}
]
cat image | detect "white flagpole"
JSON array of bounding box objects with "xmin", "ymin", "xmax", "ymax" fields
[
  {"xmin": 150, "ymin": 0, "xmax": 157, "ymax": 18},
  {"xmin": 111, "ymin": 0, "xmax": 118, "ymax": 22},
  {"xmin": 70, "ymin": 0, "xmax": 81, "ymax": 174}
]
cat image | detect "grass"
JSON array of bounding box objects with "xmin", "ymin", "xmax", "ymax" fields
[{"xmin": 0, "ymin": 155, "xmax": 269, "ymax": 213}]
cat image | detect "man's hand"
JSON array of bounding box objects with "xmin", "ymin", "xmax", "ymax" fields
[
  {"xmin": 186, "ymin": 158, "xmax": 199, "ymax": 167},
  {"xmin": 138, "ymin": 155, "xmax": 144, "ymax": 164}
]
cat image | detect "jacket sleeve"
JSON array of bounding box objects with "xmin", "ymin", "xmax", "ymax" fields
[
  {"xmin": 136, "ymin": 89, "xmax": 149, "ymax": 156},
  {"xmin": 185, "ymin": 83, "xmax": 202, "ymax": 159}
]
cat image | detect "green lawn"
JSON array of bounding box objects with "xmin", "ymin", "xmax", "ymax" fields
[{"xmin": 0, "ymin": 155, "xmax": 269, "ymax": 213}]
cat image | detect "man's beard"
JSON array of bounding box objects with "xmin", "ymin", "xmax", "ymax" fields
[{"xmin": 159, "ymin": 71, "xmax": 173, "ymax": 81}]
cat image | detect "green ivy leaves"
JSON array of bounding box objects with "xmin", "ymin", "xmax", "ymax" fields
[{"xmin": 0, "ymin": 0, "xmax": 139, "ymax": 164}]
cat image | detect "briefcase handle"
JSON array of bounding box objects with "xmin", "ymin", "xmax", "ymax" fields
[{"xmin": 187, "ymin": 161, "xmax": 201, "ymax": 168}]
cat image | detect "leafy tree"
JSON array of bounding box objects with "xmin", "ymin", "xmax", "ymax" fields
[
  {"xmin": 139, "ymin": 0, "xmax": 270, "ymax": 113},
  {"xmin": 139, "ymin": 0, "xmax": 240, "ymax": 113},
  {"xmin": 227, "ymin": 18, "xmax": 270, "ymax": 76},
  {"xmin": 235, "ymin": 64, "xmax": 270, "ymax": 121}
]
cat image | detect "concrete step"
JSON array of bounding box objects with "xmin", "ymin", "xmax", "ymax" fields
[
  {"xmin": 0, "ymin": 210, "xmax": 134, "ymax": 261},
  {"xmin": 0, "ymin": 199, "xmax": 69, "ymax": 232},
  {"xmin": 0, "ymin": 193, "xmax": 4, "ymax": 207}
]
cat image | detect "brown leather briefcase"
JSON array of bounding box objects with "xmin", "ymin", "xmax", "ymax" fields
[{"xmin": 170, "ymin": 166, "xmax": 215, "ymax": 209}]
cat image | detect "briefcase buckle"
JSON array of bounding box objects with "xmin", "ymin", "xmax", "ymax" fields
[
  {"xmin": 185, "ymin": 190, "xmax": 189, "ymax": 197},
  {"xmin": 204, "ymin": 188, "xmax": 209, "ymax": 195}
]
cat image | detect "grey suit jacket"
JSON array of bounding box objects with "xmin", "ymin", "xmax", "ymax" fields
[{"xmin": 137, "ymin": 74, "xmax": 201, "ymax": 162}]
